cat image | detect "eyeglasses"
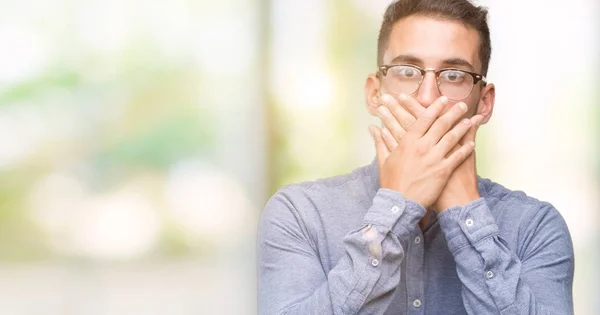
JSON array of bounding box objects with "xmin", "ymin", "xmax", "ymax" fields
[{"xmin": 377, "ymin": 64, "xmax": 487, "ymax": 100}]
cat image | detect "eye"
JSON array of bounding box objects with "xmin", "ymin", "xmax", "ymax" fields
[
  {"xmin": 392, "ymin": 66, "xmax": 420, "ymax": 79},
  {"xmin": 440, "ymin": 70, "xmax": 466, "ymax": 83}
]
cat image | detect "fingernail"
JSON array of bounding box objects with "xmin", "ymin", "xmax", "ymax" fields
[
  {"xmin": 399, "ymin": 94, "xmax": 408, "ymax": 101},
  {"xmin": 440, "ymin": 96, "xmax": 448, "ymax": 104},
  {"xmin": 469, "ymin": 141, "xmax": 475, "ymax": 147},
  {"xmin": 377, "ymin": 106, "xmax": 387, "ymax": 115},
  {"xmin": 462, "ymin": 118, "xmax": 471, "ymax": 125},
  {"xmin": 458, "ymin": 102, "xmax": 468, "ymax": 112}
]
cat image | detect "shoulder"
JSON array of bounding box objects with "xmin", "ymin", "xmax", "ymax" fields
[
  {"xmin": 478, "ymin": 177, "xmax": 565, "ymax": 223},
  {"xmin": 259, "ymin": 162, "xmax": 375, "ymax": 234},
  {"xmin": 266, "ymin": 162, "xmax": 374, "ymax": 211},
  {"xmin": 478, "ymin": 177, "xmax": 572, "ymax": 256}
]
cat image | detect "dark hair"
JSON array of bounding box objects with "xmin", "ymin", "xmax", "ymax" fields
[{"xmin": 377, "ymin": 0, "xmax": 491, "ymax": 75}]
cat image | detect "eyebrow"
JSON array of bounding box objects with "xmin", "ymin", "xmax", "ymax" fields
[
  {"xmin": 442, "ymin": 58, "xmax": 475, "ymax": 71},
  {"xmin": 389, "ymin": 55, "xmax": 475, "ymax": 71}
]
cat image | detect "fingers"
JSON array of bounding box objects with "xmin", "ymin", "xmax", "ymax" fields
[
  {"xmin": 397, "ymin": 93, "xmax": 426, "ymax": 118},
  {"xmin": 407, "ymin": 96, "xmax": 448, "ymax": 138},
  {"xmin": 380, "ymin": 94, "xmax": 416, "ymax": 133},
  {"xmin": 444, "ymin": 140, "xmax": 475, "ymax": 171},
  {"xmin": 369, "ymin": 125, "xmax": 390, "ymax": 169},
  {"xmin": 424, "ymin": 101, "xmax": 468, "ymax": 144},
  {"xmin": 377, "ymin": 105, "xmax": 407, "ymax": 141},
  {"xmin": 434, "ymin": 116, "xmax": 475, "ymax": 157},
  {"xmin": 381, "ymin": 127, "xmax": 398, "ymax": 151}
]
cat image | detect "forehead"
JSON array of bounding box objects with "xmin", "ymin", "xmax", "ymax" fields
[{"xmin": 383, "ymin": 15, "xmax": 481, "ymax": 70}]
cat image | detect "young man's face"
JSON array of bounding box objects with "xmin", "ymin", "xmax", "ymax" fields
[{"xmin": 366, "ymin": 15, "xmax": 495, "ymax": 122}]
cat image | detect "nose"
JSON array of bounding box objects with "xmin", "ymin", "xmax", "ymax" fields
[{"xmin": 415, "ymin": 71, "xmax": 441, "ymax": 107}]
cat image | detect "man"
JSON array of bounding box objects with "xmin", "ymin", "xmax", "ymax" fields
[{"xmin": 257, "ymin": 0, "xmax": 574, "ymax": 314}]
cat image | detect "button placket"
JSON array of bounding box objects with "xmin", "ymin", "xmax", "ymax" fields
[{"xmin": 406, "ymin": 230, "xmax": 424, "ymax": 313}]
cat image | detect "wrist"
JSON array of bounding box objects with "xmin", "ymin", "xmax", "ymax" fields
[{"xmin": 435, "ymin": 191, "xmax": 480, "ymax": 213}]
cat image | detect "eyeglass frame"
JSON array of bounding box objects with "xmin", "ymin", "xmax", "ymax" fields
[{"xmin": 376, "ymin": 64, "xmax": 487, "ymax": 100}]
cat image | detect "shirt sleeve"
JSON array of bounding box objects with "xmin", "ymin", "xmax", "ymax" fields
[
  {"xmin": 257, "ymin": 188, "xmax": 426, "ymax": 315},
  {"xmin": 437, "ymin": 198, "xmax": 574, "ymax": 315}
]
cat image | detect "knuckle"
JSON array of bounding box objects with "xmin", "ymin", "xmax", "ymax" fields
[
  {"xmin": 421, "ymin": 115, "xmax": 435, "ymax": 125},
  {"xmin": 444, "ymin": 132, "xmax": 456, "ymax": 145},
  {"xmin": 380, "ymin": 112, "xmax": 390, "ymax": 122},
  {"xmin": 374, "ymin": 133, "xmax": 383, "ymax": 143},
  {"xmin": 414, "ymin": 141, "xmax": 429, "ymax": 155},
  {"xmin": 434, "ymin": 122, "xmax": 449, "ymax": 135},
  {"xmin": 457, "ymin": 146, "xmax": 470, "ymax": 159},
  {"xmin": 392, "ymin": 129, "xmax": 404, "ymax": 141},
  {"xmin": 434, "ymin": 166, "xmax": 449, "ymax": 179},
  {"xmin": 437, "ymin": 138, "xmax": 449, "ymax": 150},
  {"xmin": 378, "ymin": 107, "xmax": 389, "ymax": 118}
]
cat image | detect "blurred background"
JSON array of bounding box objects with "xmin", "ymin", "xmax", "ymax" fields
[{"xmin": 0, "ymin": 0, "xmax": 597, "ymax": 314}]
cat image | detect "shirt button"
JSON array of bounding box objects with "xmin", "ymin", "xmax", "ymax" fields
[
  {"xmin": 486, "ymin": 270, "xmax": 494, "ymax": 279},
  {"xmin": 465, "ymin": 218, "xmax": 474, "ymax": 226},
  {"xmin": 390, "ymin": 206, "xmax": 400, "ymax": 214},
  {"xmin": 414, "ymin": 236, "xmax": 421, "ymax": 244},
  {"xmin": 413, "ymin": 299, "xmax": 421, "ymax": 308},
  {"xmin": 371, "ymin": 259, "xmax": 379, "ymax": 267}
]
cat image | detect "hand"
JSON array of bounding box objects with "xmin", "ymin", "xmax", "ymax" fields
[
  {"xmin": 369, "ymin": 95, "xmax": 477, "ymax": 209},
  {"xmin": 432, "ymin": 117, "xmax": 481, "ymax": 211},
  {"xmin": 374, "ymin": 94, "xmax": 483, "ymax": 212}
]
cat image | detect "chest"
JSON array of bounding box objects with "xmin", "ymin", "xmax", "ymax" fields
[
  {"xmin": 323, "ymin": 221, "xmax": 467, "ymax": 315},
  {"xmin": 383, "ymin": 224, "xmax": 466, "ymax": 314}
]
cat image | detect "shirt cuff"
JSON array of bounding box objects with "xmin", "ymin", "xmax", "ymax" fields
[
  {"xmin": 362, "ymin": 188, "xmax": 426, "ymax": 241},
  {"xmin": 437, "ymin": 197, "xmax": 499, "ymax": 253}
]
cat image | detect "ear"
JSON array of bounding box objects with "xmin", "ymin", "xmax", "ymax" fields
[
  {"xmin": 364, "ymin": 73, "xmax": 382, "ymax": 117},
  {"xmin": 476, "ymin": 83, "xmax": 495, "ymax": 124}
]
